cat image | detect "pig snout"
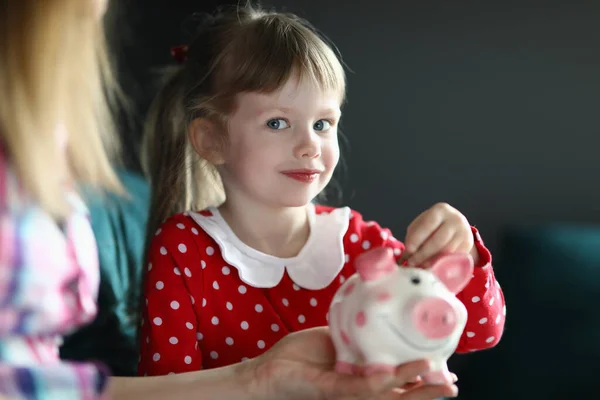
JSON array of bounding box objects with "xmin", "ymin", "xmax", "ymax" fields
[{"xmin": 411, "ymin": 297, "xmax": 457, "ymax": 339}]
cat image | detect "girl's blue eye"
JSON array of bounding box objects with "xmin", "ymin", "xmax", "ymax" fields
[
  {"xmin": 266, "ymin": 119, "xmax": 289, "ymax": 130},
  {"xmin": 314, "ymin": 119, "xmax": 331, "ymax": 131}
]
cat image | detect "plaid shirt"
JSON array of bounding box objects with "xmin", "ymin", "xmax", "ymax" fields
[{"xmin": 0, "ymin": 148, "xmax": 109, "ymax": 399}]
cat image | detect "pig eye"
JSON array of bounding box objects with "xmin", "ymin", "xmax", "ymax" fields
[{"xmin": 411, "ymin": 277, "xmax": 421, "ymax": 285}]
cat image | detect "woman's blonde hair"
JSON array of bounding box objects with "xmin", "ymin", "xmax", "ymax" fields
[
  {"xmin": 141, "ymin": 4, "xmax": 346, "ymax": 243},
  {"xmin": 0, "ymin": 0, "xmax": 123, "ymax": 218}
]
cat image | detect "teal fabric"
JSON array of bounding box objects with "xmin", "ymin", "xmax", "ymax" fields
[
  {"xmin": 457, "ymin": 224, "xmax": 600, "ymax": 399},
  {"xmin": 60, "ymin": 170, "xmax": 149, "ymax": 377}
]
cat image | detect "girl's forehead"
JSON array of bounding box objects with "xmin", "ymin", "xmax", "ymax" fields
[{"xmin": 235, "ymin": 78, "xmax": 343, "ymax": 115}]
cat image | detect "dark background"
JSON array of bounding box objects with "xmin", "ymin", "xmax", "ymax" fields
[
  {"xmin": 106, "ymin": 1, "xmax": 600, "ymax": 397},
  {"xmin": 109, "ymin": 0, "xmax": 600, "ymax": 254}
]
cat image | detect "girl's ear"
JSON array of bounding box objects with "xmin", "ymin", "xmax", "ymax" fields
[{"xmin": 188, "ymin": 118, "xmax": 225, "ymax": 165}]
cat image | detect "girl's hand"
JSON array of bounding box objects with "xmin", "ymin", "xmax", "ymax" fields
[{"xmin": 403, "ymin": 202, "xmax": 478, "ymax": 267}]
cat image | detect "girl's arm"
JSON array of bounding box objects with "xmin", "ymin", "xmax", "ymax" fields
[
  {"xmin": 453, "ymin": 227, "xmax": 506, "ymax": 352},
  {"xmin": 138, "ymin": 218, "xmax": 204, "ymax": 376}
]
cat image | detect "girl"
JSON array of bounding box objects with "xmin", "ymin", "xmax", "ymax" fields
[
  {"xmin": 1, "ymin": 1, "xmax": 455, "ymax": 399},
  {"xmin": 138, "ymin": 4, "xmax": 505, "ymax": 379}
]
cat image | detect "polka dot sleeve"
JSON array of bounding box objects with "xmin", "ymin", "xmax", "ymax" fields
[
  {"xmin": 454, "ymin": 227, "xmax": 506, "ymax": 353},
  {"xmin": 138, "ymin": 218, "xmax": 204, "ymax": 376},
  {"xmin": 345, "ymin": 211, "xmax": 505, "ymax": 353},
  {"xmin": 343, "ymin": 210, "xmax": 406, "ymax": 264}
]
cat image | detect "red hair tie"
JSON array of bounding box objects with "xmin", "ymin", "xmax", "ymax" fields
[{"xmin": 170, "ymin": 45, "xmax": 189, "ymax": 64}]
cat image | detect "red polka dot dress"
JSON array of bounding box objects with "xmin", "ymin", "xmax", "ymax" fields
[{"xmin": 138, "ymin": 204, "xmax": 505, "ymax": 376}]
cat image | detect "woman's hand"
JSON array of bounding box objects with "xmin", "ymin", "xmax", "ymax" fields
[{"xmin": 243, "ymin": 327, "xmax": 458, "ymax": 400}]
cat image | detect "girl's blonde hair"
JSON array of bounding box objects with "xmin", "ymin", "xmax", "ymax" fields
[
  {"xmin": 0, "ymin": 0, "xmax": 123, "ymax": 219},
  {"xmin": 141, "ymin": 4, "xmax": 346, "ymax": 242}
]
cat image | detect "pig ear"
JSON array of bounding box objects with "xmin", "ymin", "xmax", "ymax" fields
[
  {"xmin": 429, "ymin": 253, "xmax": 474, "ymax": 293},
  {"xmin": 354, "ymin": 247, "xmax": 397, "ymax": 282}
]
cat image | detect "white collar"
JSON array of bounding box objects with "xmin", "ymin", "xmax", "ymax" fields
[{"xmin": 189, "ymin": 204, "xmax": 351, "ymax": 290}]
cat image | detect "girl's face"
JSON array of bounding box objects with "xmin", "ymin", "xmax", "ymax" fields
[{"xmin": 218, "ymin": 74, "xmax": 342, "ymax": 209}]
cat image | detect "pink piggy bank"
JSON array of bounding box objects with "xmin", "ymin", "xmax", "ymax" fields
[{"xmin": 328, "ymin": 246, "xmax": 474, "ymax": 385}]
